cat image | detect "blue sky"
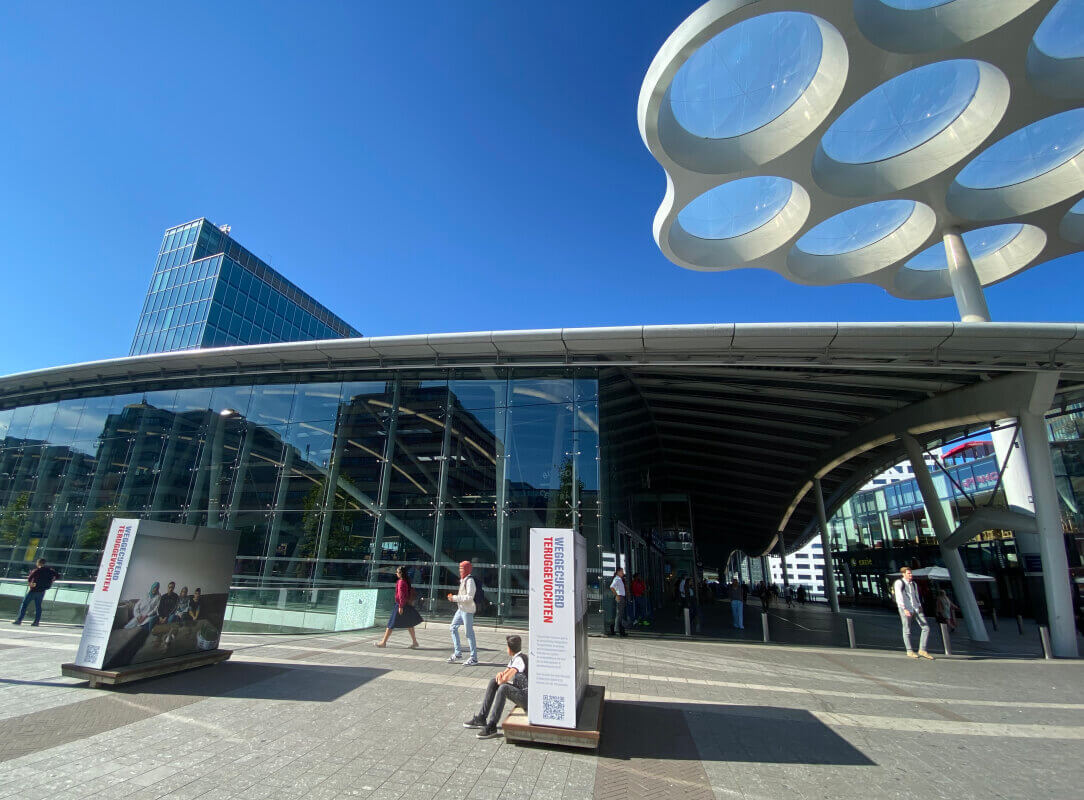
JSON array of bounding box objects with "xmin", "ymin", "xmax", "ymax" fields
[{"xmin": 0, "ymin": 1, "xmax": 1079, "ymax": 377}]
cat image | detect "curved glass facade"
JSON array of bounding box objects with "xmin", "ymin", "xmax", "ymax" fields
[{"xmin": 0, "ymin": 369, "xmax": 601, "ymax": 623}]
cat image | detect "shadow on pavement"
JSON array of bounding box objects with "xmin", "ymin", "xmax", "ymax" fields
[
  {"xmin": 115, "ymin": 661, "xmax": 388, "ymax": 702},
  {"xmin": 600, "ymin": 700, "xmax": 875, "ymax": 766}
]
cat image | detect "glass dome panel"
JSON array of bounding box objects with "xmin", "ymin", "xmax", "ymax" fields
[
  {"xmin": 821, "ymin": 60, "xmax": 981, "ymax": 164},
  {"xmin": 678, "ymin": 177, "xmax": 794, "ymax": 240},
  {"xmin": 904, "ymin": 224, "xmax": 1023, "ymax": 271},
  {"xmin": 881, "ymin": 1, "xmax": 955, "ymax": 8},
  {"xmin": 1072, "ymin": 197, "xmax": 1084, "ymax": 213},
  {"xmin": 956, "ymin": 109, "xmax": 1084, "ymax": 189},
  {"xmin": 796, "ymin": 201, "xmax": 916, "ymax": 255},
  {"xmin": 1033, "ymin": 0, "xmax": 1084, "ymax": 60},
  {"xmin": 670, "ymin": 12, "xmax": 823, "ymax": 139}
]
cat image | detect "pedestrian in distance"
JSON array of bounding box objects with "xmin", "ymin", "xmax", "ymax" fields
[
  {"xmin": 376, "ymin": 566, "xmax": 423, "ymax": 648},
  {"xmin": 631, "ymin": 572, "xmax": 651, "ymax": 627},
  {"xmin": 463, "ymin": 634, "xmax": 529, "ymax": 739},
  {"xmin": 678, "ymin": 572, "xmax": 699, "ymax": 632},
  {"xmin": 608, "ymin": 567, "xmax": 628, "ymax": 637},
  {"xmin": 728, "ymin": 577, "xmax": 744, "ymax": 630},
  {"xmin": 447, "ymin": 560, "xmax": 479, "ymax": 665},
  {"xmin": 935, "ymin": 589, "xmax": 960, "ymax": 633},
  {"xmin": 761, "ymin": 583, "xmax": 772, "ymax": 611},
  {"xmin": 894, "ymin": 567, "xmax": 933, "ymax": 659},
  {"xmin": 12, "ymin": 558, "xmax": 59, "ymax": 627}
]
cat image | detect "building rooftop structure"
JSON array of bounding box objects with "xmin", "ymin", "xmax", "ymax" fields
[
  {"xmin": 638, "ymin": 0, "xmax": 1083, "ymax": 322},
  {"xmin": 130, "ymin": 218, "xmax": 360, "ymax": 356}
]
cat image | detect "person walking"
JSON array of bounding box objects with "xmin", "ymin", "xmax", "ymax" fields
[
  {"xmin": 728, "ymin": 577, "xmax": 744, "ymax": 630},
  {"xmin": 447, "ymin": 560, "xmax": 479, "ymax": 665},
  {"xmin": 376, "ymin": 566, "xmax": 423, "ymax": 648},
  {"xmin": 463, "ymin": 634, "xmax": 529, "ymax": 739},
  {"xmin": 12, "ymin": 558, "xmax": 59, "ymax": 626},
  {"xmin": 761, "ymin": 583, "xmax": 772, "ymax": 611},
  {"xmin": 609, "ymin": 567, "xmax": 628, "ymax": 637},
  {"xmin": 894, "ymin": 567, "xmax": 933, "ymax": 659}
]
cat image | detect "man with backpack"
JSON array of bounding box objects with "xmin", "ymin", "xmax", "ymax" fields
[
  {"xmin": 463, "ymin": 634, "xmax": 528, "ymax": 739},
  {"xmin": 894, "ymin": 566, "xmax": 933, "ymax": 659},
  {"xmin": 447, "ymin": 560, "xmax": 479, "ymax": 666}
]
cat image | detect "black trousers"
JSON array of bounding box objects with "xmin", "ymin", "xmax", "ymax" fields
[{"xmin": 478, "ymin": 678, "xmax": 527, "ymax": 726}]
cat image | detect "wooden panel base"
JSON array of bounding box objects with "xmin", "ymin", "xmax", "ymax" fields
[
  {"xmin": 61, "ymin": 649, "xmax": 232, "ymax": 688},
  {"xmin": 502, "ymin": 684, "xmax": 605, "ymax": 749}
]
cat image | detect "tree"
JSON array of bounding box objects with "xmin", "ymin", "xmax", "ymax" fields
[{"xmin": 0, "ymin": 492, "xmax": 30, "ymax": 547}]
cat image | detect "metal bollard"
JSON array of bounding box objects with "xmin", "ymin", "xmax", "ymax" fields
[
  {"xmin": 1039, "ymin": 625, "xmax": 1053, "ymax": 660},
  {"xmin": 990, "ymin": 609, "xmax": 999, "ymax": 631},
  {"xmin": 846, "ymin": 617, "xmax": 856, "ymax": 649},
  {"xmin": 940, "ymin": 622, "xmax": 952, "ymax": 657},
  {"xmin": 1016, "ymin": 614, "xmax": 1025, "ymax": 635},
  {"xmin": 683, "ymin": 607, "xmax": 691, "ymax": 637},
  {"xmin": 762, "ymin": 612, "xmax": 769, "ymax": 643}
]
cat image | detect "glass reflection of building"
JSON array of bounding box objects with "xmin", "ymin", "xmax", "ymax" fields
[
  {"xmin": 826, "ymin": 413, "xmax": 1084, "ymax": 616},
  {"xmin": 0, "ymin": 371, "xmax": 600, "ymax": 621},
  {"xmin": 130, "ymin": 219, "xmax": 360, "ymax": 356}
]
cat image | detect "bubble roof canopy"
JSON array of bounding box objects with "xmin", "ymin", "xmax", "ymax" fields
[{"xmin": 639, "ymin": 0, "xmax": 1084, "ymax": 306}]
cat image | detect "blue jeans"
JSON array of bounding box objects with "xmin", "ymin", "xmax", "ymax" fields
[
  {"xmin": 731, "ymin": 599, "xmax": 744, "ymax": 629},
  {"xmin": 450, "ymin": 608, "xmax": 477, "ymax": 660},
  {"xmin": 15, "ymin": 590, "xmax": 45, "ymax": 625}
]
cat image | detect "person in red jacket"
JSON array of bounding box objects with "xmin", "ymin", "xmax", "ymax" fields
[{"xmin": 630, "ymin": 573, "xmax": 651, "ymax": 626}]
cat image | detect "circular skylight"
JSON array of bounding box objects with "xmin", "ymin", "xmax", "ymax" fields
[
  {"xmin": 821, "ymin": 60, "xmax": 981, "ymax": 164},
  {"xmin": 1033, "ymin": 0, "xmax": 1084, "ymax": 60},
  {"xmin": 904, "ymin": 224, "xmax": 1023, "ymax": 270},
  {"xmin": 670, "ymin": 12, "xmax": 823, "ymax": 139},
  {"xmin": 880, "ymin": 0, "xmax": 955, "ymax": 8},
  {"xmin": 678, "ymin": 177, "xmax": 793, "ymax": 239},
  {"xmin": 956, "ymin": 109, "xmax": 1084, "ymax": 189},
  {"xmin": 796, "ymin": 200, "xmax": 916, "ymax": 255}
]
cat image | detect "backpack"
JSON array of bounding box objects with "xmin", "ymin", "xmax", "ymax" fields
[
  {"xmin": 473, "ymin": 579, "xmax": 492, "ymax": 615},
  {"xmin": 512, "ymin": 652, "xmax": 529, "ymax": 691}
]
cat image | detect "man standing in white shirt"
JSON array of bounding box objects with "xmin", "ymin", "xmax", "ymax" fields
[
  {"xmin": 894, "ymin": 567, "xmax": 933, "ymax": 659},
  {"xmin": 447, "ymin": 560, "xmax": 479, "ymax": 665},
  {"xmin": 608, "ymin": 567, "xmax": 628, "ymax": 637}
]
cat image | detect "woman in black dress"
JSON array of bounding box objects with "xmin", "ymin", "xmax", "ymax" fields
[{"xmin": 375, "ymin": 566, "xmax": 423, "ymax": 648}]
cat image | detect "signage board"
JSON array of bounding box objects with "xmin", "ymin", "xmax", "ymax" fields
[
  {"xmin": 74, "ymin": 519, "xmax": 240, "ymax": 670},
  {"xmin": 528, "ymin": 528, "xmax": 588, "ymax": 729}
]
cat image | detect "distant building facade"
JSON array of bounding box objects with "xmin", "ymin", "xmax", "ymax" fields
[{"xmin": 130, "ymin": 218, "xmax": 360, "ymax": 356}]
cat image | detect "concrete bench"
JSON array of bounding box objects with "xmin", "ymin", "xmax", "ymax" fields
[{"xmin": 61, "ymin": 649, "xmax": 232, "ymax": 689}]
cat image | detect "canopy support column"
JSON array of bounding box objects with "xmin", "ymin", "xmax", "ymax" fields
[
  {"xmin": 902, "ymin": 433, "xmax": 988, "ymax": 642},
  {"xmin": 944, "ymin": 230, "xmax": 991, "ymax": 323},
  {"xmin": 813, "ymin": 478, "xmax": 839, "ymax": 613}
]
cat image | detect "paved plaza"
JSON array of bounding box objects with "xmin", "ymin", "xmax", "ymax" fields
[{"xmin": 0, "ymin": 614, "xmax": 1081, "ymax": 800}]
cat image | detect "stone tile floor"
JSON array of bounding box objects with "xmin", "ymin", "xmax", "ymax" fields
[{"xmin": 0, "ymin": 615, "xmax": 1081, "ymax": 799}]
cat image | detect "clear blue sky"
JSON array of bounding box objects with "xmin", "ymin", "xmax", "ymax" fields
[{"xmin": 0, "ymin": 1, "xmax": 1079, "ymax": 377}]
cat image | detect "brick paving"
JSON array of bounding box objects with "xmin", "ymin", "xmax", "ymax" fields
[{"xmin": 0, "ymin": 614, "xmax": 1081, "ymax": 799}]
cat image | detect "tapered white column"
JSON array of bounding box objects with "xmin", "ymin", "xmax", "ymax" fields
[
  {"xmin": 943, "ymin": 230, "xmax": 991, "ymax": 323},
  {"xmin": 813, "ymin": 479, "xmax": 839, "ymax": 612},
  {"xmin": 901, "ymin": 433, "xmax": 989, "ymax": 642},
  {"xmin": 1019, "ymin": 410, "xmax": 1079, "ymax": 657}
]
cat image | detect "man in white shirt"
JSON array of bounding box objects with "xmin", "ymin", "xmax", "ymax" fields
[
  {"xmin": 894, "ymin": 567, "xmax": 933, "ymax": 659},
  {"xmin": 463, "ymin": 634, "xmax": 528, "ymax": 739},
  {"xmin": 447, "ymin": 560, "xmax": 479, "ymax": 665},
  {"xmin": 608, "ymin": 567, "xmax": 628, "ymax": 637}
]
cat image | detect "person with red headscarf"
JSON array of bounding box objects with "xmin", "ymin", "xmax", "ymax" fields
[{"xmin": 447, "ymin": 560, "xmax": 478, "ymax": 666}]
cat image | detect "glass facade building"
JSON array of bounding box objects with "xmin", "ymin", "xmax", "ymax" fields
[
  {"xmin": 0, "ymin": 369, "xmax": 600, "ymax": 624},
  {"xmin": 130, "ymin": 219, "xmax": 360, "ymax": 356}
]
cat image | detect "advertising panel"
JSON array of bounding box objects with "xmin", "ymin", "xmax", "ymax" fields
[
  {"xmin": 335, "ymin": 589, "xmax": 380, "ymax": 631},
  {"xmin": 74, "ymin": 519, "xmax": 240, "ymax": 670},
  {"xmin": 528, "ymin": 527, "xmax": 588, "ymax": 729}
]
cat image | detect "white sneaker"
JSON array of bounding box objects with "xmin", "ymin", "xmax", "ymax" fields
[
  {"xmin": 462, "ymin": 657, "xmax": 479, "ymax": 667},
  {"xmin": 447, "ymin": 654, "xmax": 462, "ymax": 663}
]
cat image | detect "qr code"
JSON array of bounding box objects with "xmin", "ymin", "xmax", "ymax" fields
[
  {"xmin": 542, "ymin": 694, "xmax": 565, "ymax": 721},
  {"xmin": 85, "ymin": 645, "xmax": 100, "ymax": 661}
]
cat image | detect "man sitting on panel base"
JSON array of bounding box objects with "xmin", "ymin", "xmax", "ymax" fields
[{"xmin": 463, "ymin": 634, "xmax": 528, "ymax": 740}]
